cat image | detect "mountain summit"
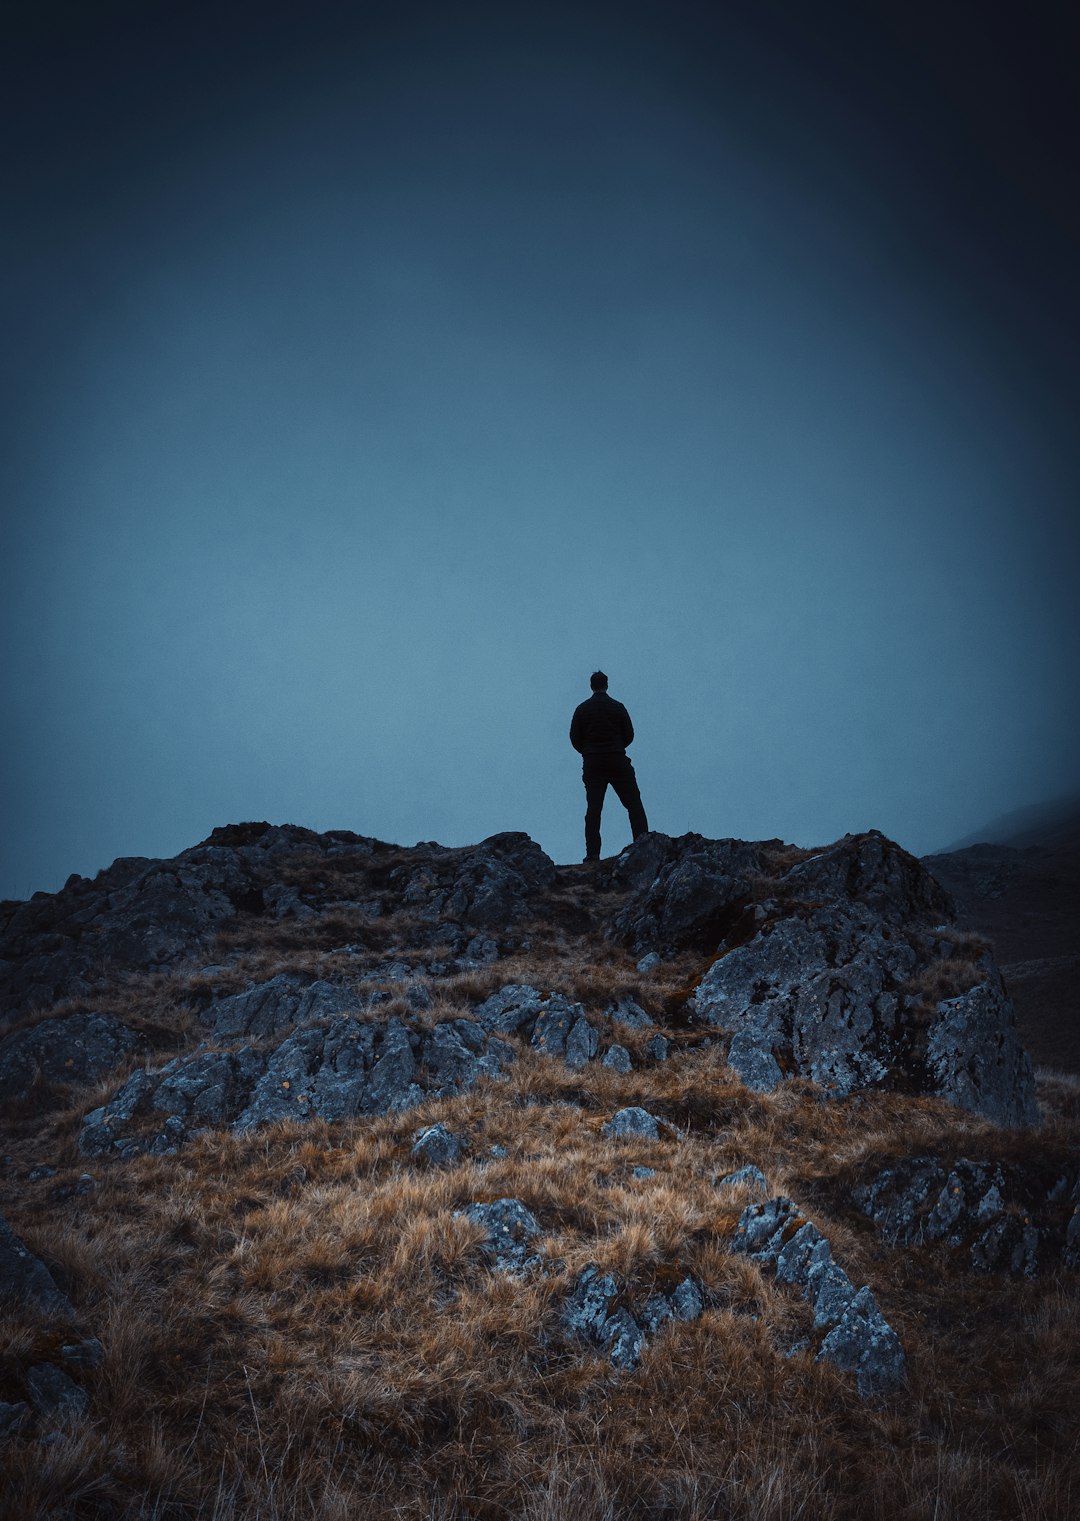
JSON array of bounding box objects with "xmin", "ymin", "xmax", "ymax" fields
[{"xmin": 1, "ymin": 824, "xmax": 1076, "ymax": 1518}]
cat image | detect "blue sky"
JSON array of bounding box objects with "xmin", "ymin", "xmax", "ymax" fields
[{"xmin": 3, "ymin": 1, "xmax": 1078, "ymax": 895}]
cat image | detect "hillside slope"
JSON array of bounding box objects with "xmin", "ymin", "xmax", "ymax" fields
[
  {"xmin": 923, "ymin": 799, "xmax": 1080, "ymax": 1073},
  {"xmin": 1, "ymin": 824, "xmax": 1077, "ymax": 1521}
]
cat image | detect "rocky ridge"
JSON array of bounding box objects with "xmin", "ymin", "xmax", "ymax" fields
[{"xmin": 0, "ymin": 819, "xmax": 1069, "ymax": 1450}]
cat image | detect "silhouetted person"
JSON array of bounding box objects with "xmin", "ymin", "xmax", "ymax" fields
[{"xmin": 570, "ymin": 671, "xmax": 649, "ymax": 862}]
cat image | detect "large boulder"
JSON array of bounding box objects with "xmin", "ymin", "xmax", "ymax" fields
[
  {"xmin": 79, "ymin": 1012, "xmax": 516, "ymax": 1156},
  {"xmin": 689, "ymin": 833, "xmax": 1036, "ymax": 1126},
  {"xmin": 207, "ymin": 975, "xmax": 363, "ymax": 1038},
  {"xmin": 606, "ymin": 833, "xmax": 761, "ymax": 954},
  {"xmin": 0, "ymin": 1012, "xmax": 142, "ymax": 1098},
  {"xmin": 925, "ymin": 967, "xmax": 1038, "ymax": 1127},
  {"xmin": 393, "ymin": 833, "xmax": 556, "ymax": 930}
]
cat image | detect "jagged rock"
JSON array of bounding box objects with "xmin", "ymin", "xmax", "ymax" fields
[
  {"xmin": 412, "ymin": 1123, "xmax": 468, "ymax": 1168},
  {"xmin": 925, "ymin": 968, "xmax": 1038, "ymax": 1127},
  {"xmin": 207, "ymin": 975, "xmax": 362, "ymax": 1038},
  {"xmin": 783, "ymin": 832, "xmax": 952, "ymax": 923},
  {"xmin": 531, "ymin": 995, "xmax": 582, "ymax": 1058},
  {"xmin": 565, "ymin": 1016, "xmax": 600, "ymax": 1070},
  {"xmin": 609, "ymin": 998, "xmax": 653, "ymax": 1030},
  {"xmin": 563, "ymin": 1264, "xmax": 704, "ymax": 1371},
  {"xmin": 421, "ymin": 1019, "xmax": 491, "ymax": 1091},
  {"xmin": 693, "ymin": 903, "xmax": 915, "ymax": 1096},
  {"xmin": 602, "ymin": 1044, "xmax": 632, "ymax": 1073},
  {"xmin": 0, "ymin": 1215, "xmax": 74, "ymax": 1317},
  {"xmin": 688, "ymin": 836, "xmax": 1035, "ymax": 1126},
  {"xmin": 234, "ymin": 1020, "xmax": 377, "ymax": 1129},
  {"xmin": 397, "ymin": 834, "xmax": 556, "ymax": 930},
  {"xmin": 644, "ymin": 1034, "xmax": 670, "ymax": 1063},
  {"xmin": 473, "ymin": 984, "xmax": 545, "ymax": 1035},
  {"xmin": 461, "ymin": 936, "xmax": 500, "ymax": 965},
  {"xmin": 853, "ymin": 1158, "xmax": 947, "ymax": 1246},
  {"xmin": 602, "ymin": 1106, "xmax": 662, "ymax": 1141},
  {"xmin": 0, "ymin": 822, "xmax": 384, "ymax": 1018},
  {"xmin": 731, "ymin": 1194, "xmax": 906, "ymax": 1398},
  {"xmin": 816, "ymin": 1286, "xmax": 907, "ymax": 1399},
  {"xmin": 603, "ymin": 1309, "xmax": 645, "ymax": 1371},
  {"xmin": 855, "ymin": 1155, "xmax": 1063, "ymax": 1275},
  {"xmin": 0, "ymin": 1400, "xmax": 29, "ymax": 1437},
  {"xmin": 670, "ymin": 1277, "xmax": 704, "ymax": 1320},
  {"xmin": 608, "ymin": 833, "xmax": 761, "ymax": 954},
  {"xmin": 717, "ymin": 1164, "xmax": 770, "ymax": 1197},
  {"xmin": 563, "ymin": 1266, "xmax": 618, "ymax": 1339},
  {"xmin": 636, "ymin": 952, "xmax": 661, "ymax": 973},
  {"xmin": 25, "ymin": 1362, "xmax": 89, "ymax": 1420},
  {"xmin": 460, "ymin": 1198, "xmax": 542, "ymax": 1272},
  {"xmin": 0, "ymin": 1012, "xmax": 142, "ymax": 1098},
  {"xmin": 80, "ymin": 1047, "xmax": 266, "ymax": 1155}
]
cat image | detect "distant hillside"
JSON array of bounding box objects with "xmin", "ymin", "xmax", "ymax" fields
[{"xmin": 924, "ymin": 793, "xmax": 1080, "ymax": 1073}]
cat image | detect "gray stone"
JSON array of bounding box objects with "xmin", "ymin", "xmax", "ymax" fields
[
  {"xmin": 926, "ymin": 970, "xmax": 1038, "ymax": 1127},
  {"xmin": 460, "ymin": 1198, "xmax": 542, "ymax": 1272},
  {"xmin": 733, "ymin": 1194, "xmax": 905, "ymax": 1398},
  {"xmin": 422, "ymin": 1020, "xmax": 486, "ymax": 1091},
  {"xmin": 670, "ymin": 1277, "xmax": 704, "ymax": 1320},
  {"xmin": 360, "ymin": 1019, "xmax": 424, "ymax": 1115},
  {"xmin": 0, "ymin": 1012, "xmax": 142, "ymax": 1097},
  {"xmin": 609, "ymin": 833, "xmax": 761, "ymax": 954},
  {"xmin": 853, "ymin": 1158, "xmax": 946, "ymax": 1246},
  {"xmin": 208, "ymin": 975, "xmax": 362, "ymax": 1038},
  {"xmin": 602, "ymin": 1106, "xmax": 662, "ymax": 1141},
  {"xmin": 644, "ymin": 1034, "xmax": 670, "ymax": 1063},
  {"xmin": 716, "ymin": 1164, "xmax": 770, "ymax": 1197},
  {"xmin": 564, "ymin": 1016, "xmax": 599, "ymax": 1071},
  {"xmin": 774, "ymin": 1221, "xmax": 831, "ymax": 1289},
  {"xmin": 25, "ymin": 1363, "xmax": 89, "ymax": 1420},
  {"xmin": 412, "ymin": 1123, "xmax": 467, "ymax": 1168},
  {"xmin": 603, "ymin": 1308, "xmax": 645, "ymax": 1371},
  {"xmin": 639, "ymin": 1292, "xmax": 673, "ymax": 1336},
  {"xmin": 563, "ymin": 1266, "xmax": 618, "ymax": 1339},
  {"xmin": 810, "ymin": 1263, "xmax": 859, "ymax": 1328},
  {"xmin": 473, "ymin": 984, "xmax": 545, "ymax": 1035},
  {"xmin": 0, "ymin": 1215, "xmax": 73, "ymax": 1317},
  {"xmin": 531, "ymin": 995, "xmax": 581, "ymax": 1058},
  {"xmin": 609, "ymin": 998, "xmax": 653, "ymax": 1030},
  {"xmin": 631, "ymin": 1165, "xmax": 655, "ymax": 1180},
  {"xmin": 816, "ymin": 1286, "xmax": 906, "ymax": 1398},
  {"xmin": 636, "ymin": 952, "xmax": 661, "ymax": 973},
  {"xmin": 602, "ymin": 1044, "xmax": 633, "ymax": 1073}
]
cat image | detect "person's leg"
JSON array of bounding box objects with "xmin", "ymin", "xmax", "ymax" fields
[
  {"xmin": 609, "ymin": 756, "xmax": 649, "ymax": 839},
  {"xmin": 583, "ymin": 766, "xmax": 608, "ymax": 860}
]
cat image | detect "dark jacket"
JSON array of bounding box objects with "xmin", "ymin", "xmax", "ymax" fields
[{"xmin": 570, "ymin": 692, "xmax": 635, "ymax": 756}]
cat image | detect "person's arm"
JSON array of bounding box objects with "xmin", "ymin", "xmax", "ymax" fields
[
  {"xmin": 622, "ymin": 704, "xmax": 634, "ymax": 747},
  {"xmin": 570, "ymin": 708, "xmax": 584, "ymax": 754}
]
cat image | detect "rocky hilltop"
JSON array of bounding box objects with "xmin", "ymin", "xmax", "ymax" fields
[{"xmin": 0, "ymin": 824, "xmax": 1077, "ymax": 1521}]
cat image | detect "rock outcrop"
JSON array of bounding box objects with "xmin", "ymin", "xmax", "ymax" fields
[
  {"xmin": 688, "ymin": 832, "xmax": 1036, "ymax": 1125},
  {"xmin": 854, "ymin": 1154, "xmax": 1080, "ymax": 1275},
  {"xmin": 732, "ymin": 1194, "xmax": 907, "ymax": 1398},
  {"xmin": 0, "ymin": 1011, "xmax": 143, "ymax": 1099}
]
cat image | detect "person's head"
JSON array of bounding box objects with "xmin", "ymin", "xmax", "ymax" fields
[{"xmin": 590, "ymin": 670, "xmax": 608, "ymax": 692}]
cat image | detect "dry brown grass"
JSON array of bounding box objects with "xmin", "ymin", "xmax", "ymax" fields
[{"xmin": 1, "ymin": 919, "xmax": 1078, "ymax": 1521}]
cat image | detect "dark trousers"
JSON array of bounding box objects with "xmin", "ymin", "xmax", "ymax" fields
[{"xmin": 583, "ymin": 754, "xmax": 649, "ymax": 860}]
